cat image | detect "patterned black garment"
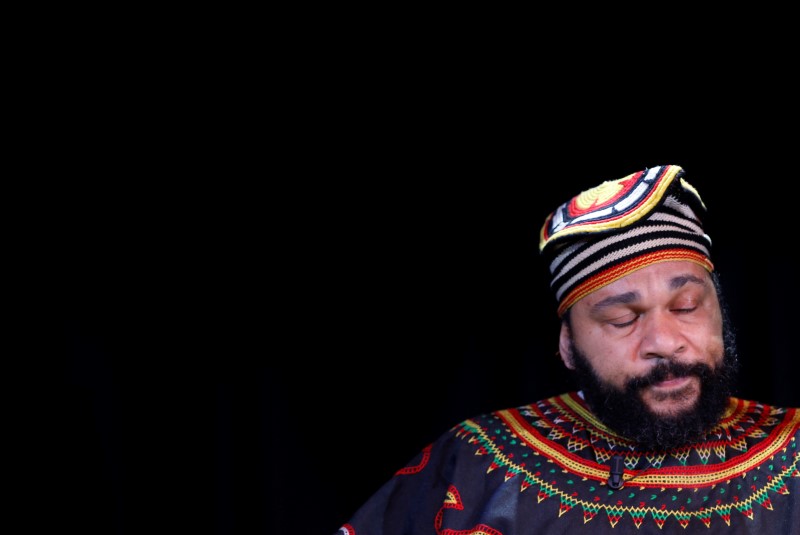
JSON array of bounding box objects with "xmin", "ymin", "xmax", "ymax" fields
[{"xmin": 338, "ymin": 392, "xmax": 800, "ymax": 534}]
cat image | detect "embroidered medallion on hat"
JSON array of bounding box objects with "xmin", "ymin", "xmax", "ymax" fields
[{"xmin": 539, "ymin": 165, "xmax": 714, "ymax": 316}]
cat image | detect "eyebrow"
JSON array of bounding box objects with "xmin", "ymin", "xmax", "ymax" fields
[
  {"xmin": 592, "ymin": 291, "xmax": 638, "ymax": 310},
  {"xmin": 669, "ymin": 273, "xmax": 707, "ymax": 290},
  {"xmin": 591, "ymin": 273, "xmax": 708, "ymax": 311}
]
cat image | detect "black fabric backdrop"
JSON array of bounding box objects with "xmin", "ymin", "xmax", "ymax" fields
[{"xmin": 46, "ymin": 122, "xmax": 800, "ymax": 534}]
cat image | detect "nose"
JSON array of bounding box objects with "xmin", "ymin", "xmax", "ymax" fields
[{"xmin": 638, "ymin": 310, "xmax": 686, "ymax": 361}]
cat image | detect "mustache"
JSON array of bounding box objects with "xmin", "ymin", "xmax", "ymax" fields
[{"xmin": 626, "ymin": 361, "xmax": 713, "ymax": 390}]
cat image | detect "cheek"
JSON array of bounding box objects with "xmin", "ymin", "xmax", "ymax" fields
[
  {"xmin": 595, "ymin": 358, "xmax": 632, "ymax": 389},
  {"xmin": 703, "ymin": 304, "xmax": 726, "ymax": 360},
  {"xmin": 705, "ymin": 333, "xmax": 726, "ymax": 365},
  {"xmin": 695, "ymin": 309, "xmax": 725, "ymax": 364},
  {"xmin": 576, "ymin": 332, "xmax": 632, "ymax": 388}
]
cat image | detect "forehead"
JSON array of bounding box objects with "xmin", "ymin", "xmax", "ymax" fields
[{"xmin": 579, "ymin": 261, "xmax": 712, "ymax": 305}]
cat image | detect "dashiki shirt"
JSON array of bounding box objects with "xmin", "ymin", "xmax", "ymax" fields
[{"xmin": 338, "ymin": 392, "xmax": 800, "ymax": 534}]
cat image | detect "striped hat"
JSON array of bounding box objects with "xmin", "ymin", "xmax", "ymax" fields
[{"xmin": 539, "ymin": 165, "xmax": 714, "ymax": 317}]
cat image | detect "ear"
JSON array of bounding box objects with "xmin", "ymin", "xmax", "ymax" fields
[{"xmin": 558, "ymin": 322, "xmax": 575, "ymax": 370}]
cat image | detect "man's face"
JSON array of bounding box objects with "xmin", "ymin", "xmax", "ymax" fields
[{"xmin": 559, "ymin": 261, "xmax": 736, "ymax": 448}]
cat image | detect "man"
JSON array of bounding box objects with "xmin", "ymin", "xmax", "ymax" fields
[{"xmin": 336, "ymin": 165, "xmax": 800, "ymax": 534}]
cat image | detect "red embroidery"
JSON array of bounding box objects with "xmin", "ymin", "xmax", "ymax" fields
[
  {"xmin": 395, "ymin": 443, "xmax": 433, "ymax": 476},
  {"xmin": 435, "ymin": 485, "xmax": 503, "ymax": 535}
]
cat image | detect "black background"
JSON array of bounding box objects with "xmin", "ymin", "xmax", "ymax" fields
[{"xmin": 40, "ymin": 64, "xmax": 800, "ymax": 534}]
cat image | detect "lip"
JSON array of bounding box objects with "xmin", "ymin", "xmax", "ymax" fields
[{"xmin": 651, "ymin": 376, "xmax": 693, "ymax": 389}]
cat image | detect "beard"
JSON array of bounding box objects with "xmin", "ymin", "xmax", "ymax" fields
[{"xmin": 568, "ymin": 323, "xmax": 739, "ymax": 451}]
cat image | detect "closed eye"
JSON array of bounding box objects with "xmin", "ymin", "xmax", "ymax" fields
[{"xmin": 608, "ymin": 314, "xmax": 639, "ymax": 328}]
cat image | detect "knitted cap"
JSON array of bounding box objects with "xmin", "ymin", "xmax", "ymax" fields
[{"xmin": 539, "ymin": 165, "xmax": 713, "ymax": 317}]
